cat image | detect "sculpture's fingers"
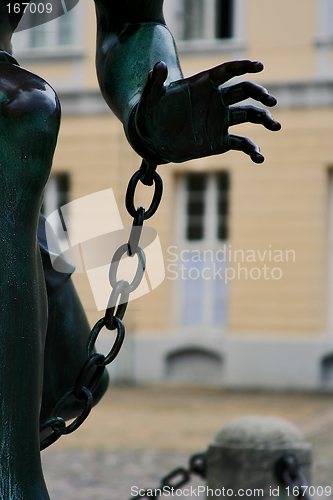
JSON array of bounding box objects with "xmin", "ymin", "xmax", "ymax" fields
[
  {"xmin": 222, "ymin": 82, "xmax": 277, "ymax": 107},
  {"xmin": 228, "ymin": 134, "xmax": 264, "ymax": 163},
  {"xmin": 208, "ymin": 60, "xmax": 263, "ymax": 87},
  {"xmin": 229, "ymin": 105, "xmax": 281, "ymax": 131},
  {"xmin": 139, "ymin": 61, "xmax": 168, "ymax": 107}
]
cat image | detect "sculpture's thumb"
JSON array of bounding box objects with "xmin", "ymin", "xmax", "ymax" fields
[{"xmin": 140, "ymin": 61, "xmax": 168, "ymax": 107}]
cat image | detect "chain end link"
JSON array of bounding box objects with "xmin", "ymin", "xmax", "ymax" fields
[{"xmin": 139, "ymin": 159, "xmax": 158, "ymax": 186}]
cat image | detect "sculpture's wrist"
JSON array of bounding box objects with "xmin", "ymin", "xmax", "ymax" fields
[
  {"xmin": 124, "ymin": 102, "xmax": 169, "ymax": 165},
  {"xmin": 100, "ymin": 21, "xmax": 183, "ymax": 163}
]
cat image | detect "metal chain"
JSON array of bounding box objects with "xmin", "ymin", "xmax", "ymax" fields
[
  {"xmin": 274, "ymin": 454, "xmax": 311, "ymax": 500},
  {"xmin": 40, "ymin": 159, "xmax": 162, "ymax": 451},
  {"xmin": 130, "ymin": 452, "xmax": 206, "ymax": 499}
]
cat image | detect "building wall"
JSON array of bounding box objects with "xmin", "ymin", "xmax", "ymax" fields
[{"xmin": 13, "ymin": 0, "xmax": 333, "ymax": 388}]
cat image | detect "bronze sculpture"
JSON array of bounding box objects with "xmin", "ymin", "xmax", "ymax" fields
[
  {"xmin": 94, "ymin": 0, "xmax": 280, "ymax": 164},
  {"xmin": 0, "ymin": 0, "xmax": 280, "ymax": 497}
]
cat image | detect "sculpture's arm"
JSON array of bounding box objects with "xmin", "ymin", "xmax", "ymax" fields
[
  {"xmin": 0, "ymin": 0, "xmax": 31, "ymax": 52},
  {"xmin": 94, "ymin": 0, "xmax": 281, "ymax": 164},
  {"xmin": 94, "ymin": 0, "xmax": 183, "ymax": 155}
]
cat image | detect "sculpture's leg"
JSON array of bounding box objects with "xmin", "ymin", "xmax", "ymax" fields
[
  {"xmin": 0, "ymin": 61, "xmax": 60, "ymax": 499},
  {"xmin": 37, "ymin": 213, "xmax": 109, "ymax": 434},
  {"xmin": 0, "ymin": 213, "xmax": 50, "ymax": 499},
  {"xmin": 40, "ymin": 276, "xmax": 109, "ymax": 429}
]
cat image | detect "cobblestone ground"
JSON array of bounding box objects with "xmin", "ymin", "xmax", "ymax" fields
[
  {"xmin": 41, "ymin": 386, "xmax": 333, "ymax": 499},
  {"xmin": 42, "ymin": 450, "xmax": 206, "ymax": 499}
]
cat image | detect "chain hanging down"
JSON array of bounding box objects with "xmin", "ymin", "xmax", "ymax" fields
[
  {"xmin": 130, "ymin": 452, "xmax": 206, "ymax": 500},
  {"xmin": 275, "ymin": 454, "xmax": 311, "ymax": 500},
  {"xmin": 40, "ymin": 159, "xmax": 162, "ymax": 450}
]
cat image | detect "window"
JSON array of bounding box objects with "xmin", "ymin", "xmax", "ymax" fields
[
  {"xmin": 186, "ymin": 173, "xmax": 206, "ymax": 240},
  {"xmin": 321, "ymin": 354, "xmax": 333, "ymax": 386},
  {"xmin": 182, "ymin": 0, "xmax": 233, "ymax": 40},
  {"xmin": 28, "ymin": 8, "xmax": 74, "ymax": 48},
  {"xmin": 216, "ymin": 0, "xmax": 233, "ymax": 39},
  {"xmin": 12, "ymin": 4, "xmax": 79, "ymax": 54},
  {"xmin": 164, "ymin": 0, "xmax": 245, "ymax": 53},
  {"xmin": 182, "ymin": 0, "xmax": 204, "ymax": 40},
  {"xmin": 176, "ymin": 172, "xmax": 230, "ymax": 326},
  {"xmin": 316, "ymin": 0, "xmax": 333, "ymax": 76},
  {"xmin": 42, "ymin": 173, "xmax": 70, "ymax": 243},
  {"xmin": 317, "ymin": 0, "xmax": 333, "ymax": 41},
  {"xmin": 185, "ymin": 172, "xmax": 229, "ymax": 241},
  {"xmin": 181, "ymin": 0, "xmax": 234, "ymax": 41},
  {"xmin": 165, "ymin": 348, "xmax": 223, "ymax": 384},
  {"xmin": 328, "ymin": 170, "xmax": 333, "ymax": 330}
]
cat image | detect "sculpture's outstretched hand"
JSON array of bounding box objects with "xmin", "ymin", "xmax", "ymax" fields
[{"xmin": 134, "ymin": 59, "xmax": 281, "ymax": 164}]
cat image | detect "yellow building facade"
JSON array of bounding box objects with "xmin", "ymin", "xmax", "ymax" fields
[{"xmin": 12, "ymin": 0, "xmax": 333, "ymax": 388}]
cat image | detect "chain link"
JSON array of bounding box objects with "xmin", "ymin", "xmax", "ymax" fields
[
  {"xmin": 40, "ymin": 417, "xmax": 66, "ymax": 450},
  {"xmin": 275, "ymin": 454, "xmax": 311, "ymax": 500},
  {"xmin": 130, "ymin": 452, "xmax": 206, "ymax": 499},
  {"xmin": 73, "ymin": 353, "xmax": 106, "ymax": 399},
  {"xmin": 128, "ymin": 206, "xmax": 145, "ymax": 257},
  {"xmin": 105, "ymin": 279, "xmax": 130, "ymax": 330},
  {"xmin": 109, "ymin": 244, "xmax": 146, "ymax": 293},
  {"xmin": 40, "ymin": 158, "xmax": 208, "ymax": 500},
  {"xmin": 125, "ymin": 167, "xmax": 163, "ymax": 220},
  {"xmin": 87, "ymin": 316, "xmax": 125, "ymax": 366},
  {"xmin": 139, "ymin": 159, "xmax": 158, "ymax": 187},
  {"xmin": 40, "ymin": 387, "xmax": 93, "ymax": 450},
  {"xmin": 39, "ymin": 158, "xmax": 163, "ymax": 450}
]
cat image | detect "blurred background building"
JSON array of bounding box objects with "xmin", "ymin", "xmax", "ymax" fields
[{"xmin": 12, "ymin": 0, "xmax": 333, "ymax": 390}]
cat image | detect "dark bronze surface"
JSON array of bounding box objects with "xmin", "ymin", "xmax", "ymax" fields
[
  {"xmin": 94, "ymin": 0, "xmax": 281, "ymax": 164},
  {"xmin": 0, "ymin": 0, "xmax": 281, "ymax": 497},
  {"xmin": 0, "ymin": 52, "xmax": 59, "ymax": 499}
]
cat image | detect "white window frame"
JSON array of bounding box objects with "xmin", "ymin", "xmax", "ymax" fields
[
  {"xmin": 12, "ymin": 1, "xmax": 84, "ymax": 61},
  {"xmin": 164, "ymin": 0, "xmax": 246, "ymax": 56},
  {"xmin": 42, "ymin": 173, "xmax": 70, "ymax": 245},
  {"xmin": 327, "ymin": 170, "xmax": 333, "ymax": 332},
  {"xmin": 173, "ymin": 172, "xmax": 229, "ymax": 329},
  {"xmin": 315, "ymin": 0, "xmax": 333, "ymax": 77}
]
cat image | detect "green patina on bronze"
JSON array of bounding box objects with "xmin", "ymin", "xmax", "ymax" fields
[
  {"xmin": 0, "ymin": 54, "xmax": 109, "ymax": 498},
  {"xmin": 0, "ymin": 0, "xmax": 281, "ymax": 498},
  {"xmin": 0, "ymin": 55, "xmax": 59, "ymax": 499},
  {"xmin": 94, "ymin": 0, "xmax": 280, "ymax": 165}
]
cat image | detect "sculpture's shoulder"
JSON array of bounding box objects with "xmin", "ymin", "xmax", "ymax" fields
[
  {"xmin": 0, "ymin": 62, "xmax": 61, "ymax": 193},
  {"xmin": 0, "ymin": 62, "xmax": 60, "ymax": 130},
  {"xmin": 94, "ymin": 0, "xmax": 111, "ymax": 14}
]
